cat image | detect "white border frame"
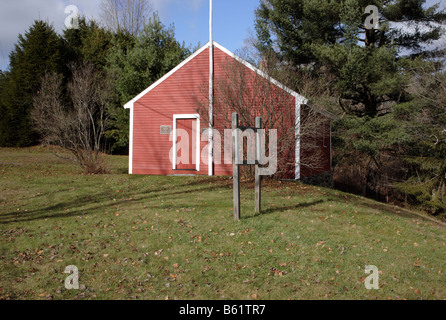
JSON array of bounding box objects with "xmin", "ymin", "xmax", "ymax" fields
[{"xmin": 173, "ymin": 114, "xmax": 201, "ymax": 172}]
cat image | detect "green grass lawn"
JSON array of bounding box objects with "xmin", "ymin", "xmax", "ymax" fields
[{"xmin": 0, "ymin": 146, "xmax": 445, "ymax": 300}]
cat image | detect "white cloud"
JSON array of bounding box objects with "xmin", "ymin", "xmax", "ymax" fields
[
  {"xmin": 0, "ymin": 0, "xmax": 63, "ymax": 70},
  {"xmin": 0, "ymin": 0, "xmax": 101, "ymax": 70},
  {"xmin": 0, "ymin": 0, "xmax": 207, "ymax": 69},
  {"xmin": 69, "ymin": 0, "xmax": 102, "ymax": 22},
  {"xmin": 151, "ymin": 0, "xmax": 205, "ymax": 20}
]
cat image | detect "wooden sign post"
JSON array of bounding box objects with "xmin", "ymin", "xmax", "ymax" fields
[
  {"xmin": 232, "ymin": 112, "xmax": 263, "ymax": 220},
  {"xmin": 255, "ymin": 116, "xmax": 262, "ymax": 214},
  {"xmin": 232, "ymin": 113, "xmax": 240, "ymax": 220}
]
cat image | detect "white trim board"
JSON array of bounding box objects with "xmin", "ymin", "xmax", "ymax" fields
[
  {"xmin": 128, "ymin": 107, "xmax": 134, "ymax": 174},
  {"xmin": 295, "ymin": 99, "xmax": 301, "ymax": 180},
  {"xmin": 294, "ymin": 95, "xmax": 308, "ymax": 180},
  {"xmin": 209, "ymin": 1, "xmax": 214, "ymax": 177}
]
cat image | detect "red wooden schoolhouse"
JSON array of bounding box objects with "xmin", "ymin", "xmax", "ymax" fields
[{"xmin": 124, "ymin": 41, "xmax": 332, "ymax": 179}]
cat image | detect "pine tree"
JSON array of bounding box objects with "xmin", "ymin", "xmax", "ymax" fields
[
  {"xmin": 0, "ymin": 20, "xmax": 64, "ymax": 147},
  {"xmin": 255, "ymin": 0, "xmax": 446, "ymax": 115},
  {"xmin": 0, "ymin": 70, "xmax": 10, "ymax": 144},
  {"xmin": 62, "ymin": 17, "xmax": 114, "ymax": 72},
  {"xmin": 394, "ymin": 59, "xmax": 446, "ymax": 215}
]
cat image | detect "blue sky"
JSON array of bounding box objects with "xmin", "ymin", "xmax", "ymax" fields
[
  {"xmin": 0, "ymin": 0, "xmax": 260, "ymax": 70},
  {"xmin": 155, "ymin": 0, "xmax": 259, "ymax": 51}
]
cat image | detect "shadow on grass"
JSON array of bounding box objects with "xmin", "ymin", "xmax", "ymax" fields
[
  {"xmin": 114, "ymin": 167, "xmax": 130, "ymax": 174},
  {"xmin": 320, "ymin": 187, "xmax": 446, "ymax": 227},
  {"xmin": 355, "ymin": 198, "xmax": 446, "ymax": 227},
  {"xmin": 0, "ymin": 192, "xmax": 121, "ymax": 225},
  {"xmin": 0, "ymin": 177, "xmax": 233, "ymax": 225},
  {"xmin": 4, "ymin": 172, "xmax": 444, "ymax": 227},
  {"xmin": 241, "ymin": 199, "xmax": 324, "ymax": 220}
]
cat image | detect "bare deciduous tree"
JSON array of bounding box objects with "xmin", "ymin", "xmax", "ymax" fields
[
  {"xmin": 197, "ymin": 55, "xmax": 328, "ymax": 178},
  {"xmin": 32, "ymin": 63, "xmax": 111, "ymax": 174},
  {"xmin": 100, "ymin": 0, "xmax": 153, "ymax": 35}
]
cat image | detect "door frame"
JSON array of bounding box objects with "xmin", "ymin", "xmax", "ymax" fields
[{"xmin": 172, "ymin": 114, "xmax": 200, "ymax": 171}]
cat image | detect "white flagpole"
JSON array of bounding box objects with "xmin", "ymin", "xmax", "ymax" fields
[{"xmin": 208, "ymin": 0, "xmax": 214, "ymax": 176}]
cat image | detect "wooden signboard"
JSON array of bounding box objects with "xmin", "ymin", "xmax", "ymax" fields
[{"xmin": 232, "ymin": 113, "xmax": 263, "ymax": 220}]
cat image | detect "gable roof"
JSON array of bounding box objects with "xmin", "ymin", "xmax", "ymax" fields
[{"xmin": 123, "ymin": 41, "xmax": 308, "ymax": 109}]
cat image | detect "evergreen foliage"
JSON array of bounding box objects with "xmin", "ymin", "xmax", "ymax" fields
[
  {"xmin": 0, "ymin": 21, "xmax": 64, "ymax": 146},
  {"xmin": 105, "ymin": 13, "xmax": 190, "ymax": 152}
]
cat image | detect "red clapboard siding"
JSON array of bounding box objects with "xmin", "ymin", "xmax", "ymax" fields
[
  {"xmin": 210, "ymin": 48, "xmax": 297, "ymax": 178},
  {"xmin": 133, "ymin": 47, "xmax": 210, "ymax": 175}
]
